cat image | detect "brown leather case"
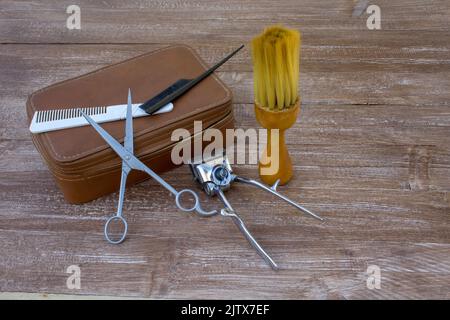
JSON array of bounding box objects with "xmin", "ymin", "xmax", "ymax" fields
[{"xmin": 26, "ymin": 45, "xmax": 234, "ymax": 204}]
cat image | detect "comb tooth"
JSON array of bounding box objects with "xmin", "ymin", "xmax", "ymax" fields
[
  {"xmin": 43, "ymin": 110, "xmax": 48, "ymax": 122},
  {"xmin": 36, "ymin": 111, "xmax": 41, "ymax": 123}
]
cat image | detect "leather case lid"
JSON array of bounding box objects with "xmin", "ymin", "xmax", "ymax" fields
[{"xmin": 26, "ymin": 45, "xmax": 232, "ymax": 165}]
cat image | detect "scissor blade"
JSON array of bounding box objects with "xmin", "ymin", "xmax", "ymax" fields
[
  {"xmin": 80, "ymin": 110, "xmax": 131, "ymax": 162},
  {"xmin": 124, "ymin": 88, "xmax": 134, "ymax": 153}
]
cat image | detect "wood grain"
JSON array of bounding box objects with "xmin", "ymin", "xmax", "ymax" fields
[{"xmin": 0, "ymin": 0, "xmax": 449, "ymax": 299}]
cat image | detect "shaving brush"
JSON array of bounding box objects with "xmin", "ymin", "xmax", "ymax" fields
[{"xmin": 251, "ymin": 25, "xmax": 301, "ymax": 185}]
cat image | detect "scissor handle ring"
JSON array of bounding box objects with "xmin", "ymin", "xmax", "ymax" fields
[
  {"xmin": 104, "ymin": 216, "xmax": 128, "ymax": 244},
  {"xmin": 175, "ymin": 189, "xmax": 199, "ymax": 212}
]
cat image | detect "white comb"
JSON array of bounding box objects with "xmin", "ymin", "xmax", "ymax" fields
[{"xmin": 29, "ymin": 102, "xmax": 173, "ymax": 134}]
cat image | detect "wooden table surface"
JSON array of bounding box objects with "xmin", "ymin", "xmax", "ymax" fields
[{"xmin": 0, "ymin": 0, "xmax": 449, "ymax": 299}]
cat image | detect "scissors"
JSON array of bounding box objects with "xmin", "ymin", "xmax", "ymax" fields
[{"xmin": 80, "ymin": 89, "xmax": 217, "ymax": 244}]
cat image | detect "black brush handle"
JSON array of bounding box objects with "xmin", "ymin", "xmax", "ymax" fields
[
  {"xmin": 139, "ymin": 79, "xmax": 190, "ymax": 112},
  {"xmin": 139, "ymin": 44, "xmax": 244, "ymax": 115}
]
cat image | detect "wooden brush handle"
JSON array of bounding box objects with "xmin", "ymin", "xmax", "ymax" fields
[{"xmin": 254, "ymin": 101, "xmax": 300, "ymax": 185}]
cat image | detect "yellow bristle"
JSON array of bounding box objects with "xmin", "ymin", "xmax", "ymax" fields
[{"xmin": 251, "ymin": 25, "xmax": 301, "ymax": 110}]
